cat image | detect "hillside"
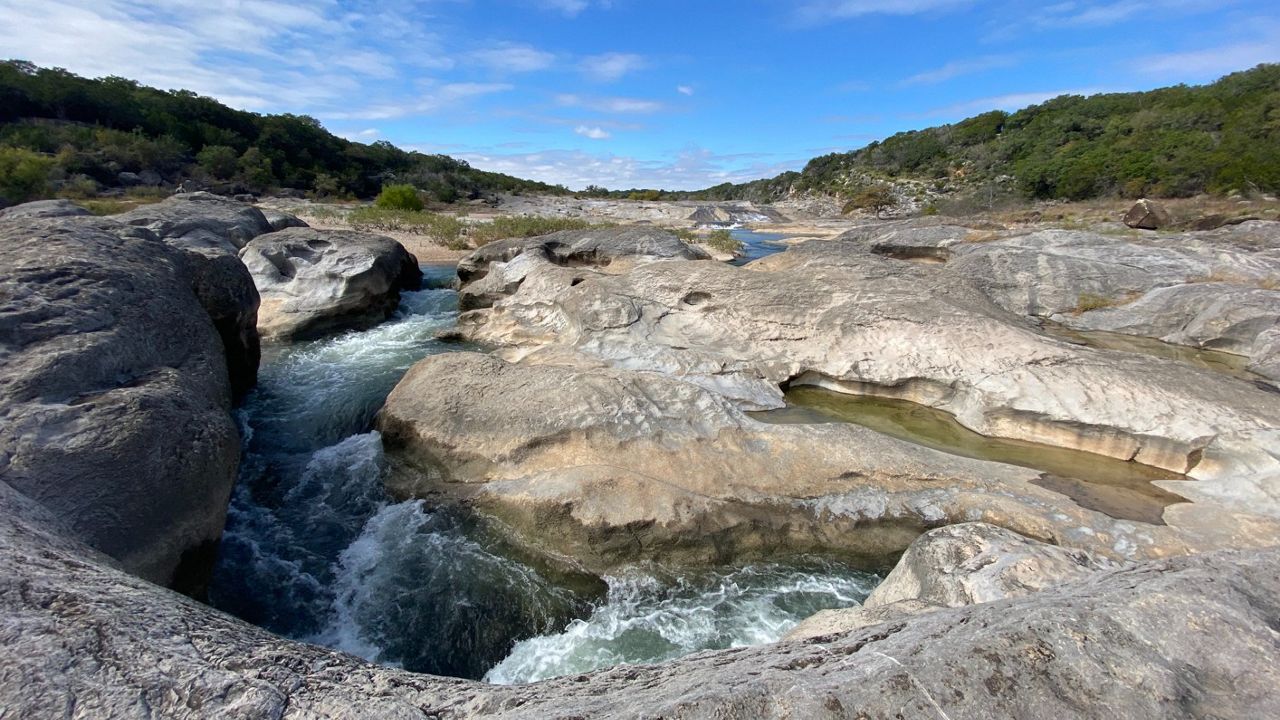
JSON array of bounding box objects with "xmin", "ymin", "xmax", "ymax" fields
[
  {"xmin": 692, "ymin": 64, "xmax": 1280, "ymax": 205},
  {"xmin": 0, "ymin": 60, "xmax": 568, "ymax": 206}
]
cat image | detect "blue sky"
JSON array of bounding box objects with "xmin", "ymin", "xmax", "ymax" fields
[{"xmin": 1, "ymin": 0, "xmax": 1277, "ymax": 190}]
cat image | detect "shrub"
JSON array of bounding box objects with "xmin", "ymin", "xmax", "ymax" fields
[
  {"xmin": 347, "ymin": 206, "xmax": 465, "ymax": 248},
  {"xmin": 197, "ymin": 145, "xmax": 239, "ymax": 180},
  {"xmin": 842, "ymin": 184, "xmax": 897, "ymax": 217},
  {"xmin": 0, "ymin": 145, "xmax": 55, "ymax": 203},
  {"xmin": 704, "ymin": 229, "xmax": 744, "ymax": 254},
  {"xmin": 375, "ymin": 183, "xmax": 424, "ymax": 212}
]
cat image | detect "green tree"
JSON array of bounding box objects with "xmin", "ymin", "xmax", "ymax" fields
[
  {"xmin": 237, "ymin": 147, "xmax": 275, "ymax": 190},
  {"xmin": 196, "ymin": 144, "xmax": 238, "ymax": 179}
]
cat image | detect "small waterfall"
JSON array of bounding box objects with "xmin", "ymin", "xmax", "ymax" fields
[{"xmin": 210, "ymin": 264, "xmax": 876, "ymax": 682}]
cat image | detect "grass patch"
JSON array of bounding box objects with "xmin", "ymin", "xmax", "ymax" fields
[
  {"xmin": 467, "ymin": 215, "xmax": 597, "ymax": 246},
  {"xmin": 347, "ymin": 207, "xmax": 467, "ymax": 249},
  {"xmin": 1073, "ymin": 291, "xmax": 1142, "ymax": 314}
]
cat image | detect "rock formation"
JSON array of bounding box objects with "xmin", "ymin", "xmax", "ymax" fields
[
  {"xmin": 239, "ymin": 227, "xmax": 423, "ymax": 341},
  {"xmin": 118, "ymin": 191, "xmax": 274, "ymax": 256},
  {"xmin": 0, "ymin": 198, "xmax": 93, "ymax": 219},
  {"xmin": 1124, "ymin": 198, "xmax": 1172, "ymax": 229},
  {"xmin": 0, "ymin": 215, "xmax": 259, "ymax": 586}
]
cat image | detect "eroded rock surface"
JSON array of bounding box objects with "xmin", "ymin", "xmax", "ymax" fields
[
  {"xmin": 389, "ymin": 222, "xmax": 1280, "ymax": 568},
  {"xmin": 787, "ymin": 522, "xmax": 1120, "ymax": 639},
  {"xmin": 0, "ymin": 216, "xmax": 257, "ymax": 585},
  {"xmin": 240, "ymin": 227, "xmax": 423, "ymax": 341},
  {"xmin": 0, "ymin": 198, "xmax": 93, "ymax": 219},
  {"xmin": 118, "ymin": 191, "xmax": 274, "ymax": 256},
  {"xmin": 2, "ymin": 488, "xmax": 1277, "ymax": 719}
]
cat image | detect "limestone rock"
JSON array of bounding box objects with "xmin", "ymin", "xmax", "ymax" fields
[
  {"xmin": 0, "ymin": 198, "xmax": 92, "ymax": 219},
  {"xmin": 117, "ymin": 191, "xmax": 274, "ymax": 256},
  {"xmin": 1124, "ymin": 198, "xmax": 1172, "ymax": 229},
  {"xmin": 865, "ymin": 522, "xmax": 1119, "ymax": 608},
  {"xmin": 261, "ymin": 208, "xmax": 309, "ymax": 232},
  {"xmin": 2, "ymin": 491, "xmax": 1278, "ymax": 719},
  {"xmin": 240, "ymin": 227, "xmax": 423, "ymax": 341},
  {"xmin": 0, "ymin": 217, "xmax": 255, "ymax": 585}
]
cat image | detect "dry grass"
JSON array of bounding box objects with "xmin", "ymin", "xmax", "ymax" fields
[
  {"xmin": 1186, "ymin": 269, "xmax": 1280, "ymax": 290},
  {"xmin": 1073, "ymin": 290, "xmax": 1143, "ymax": 315}
]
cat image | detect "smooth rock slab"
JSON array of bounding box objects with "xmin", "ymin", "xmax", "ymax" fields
[
  {"xmin": 240, "ymin": 227, "xmax": 423, "ymax": 341},
  {"xmin": 0, "ymin": 198, "xmax": 93, "ymax": 219}
]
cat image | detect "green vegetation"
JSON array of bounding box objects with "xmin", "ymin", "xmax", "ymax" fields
[
  {"xmin": 842, "ymin": 184, "xmax": 897, "ymax": 216},
  {"xmin": 704, "ymin": 229, "xmax": 744, "ymax": 254},
  {"xmin": 468, "ymin": 216, "xmax": 596, "ymax": 246},
  {"xmin": 693, "ymin": 64, "xmax": 1280, "ymax": 203},
  {"xmin": 375, "ymin": 184, "xmax": 425, "ymax": 212},
  {"xmin": 0, "ymin": 60, "xmax": 570, "ymax": 203},
  {"xmin": 346, "ymin": 207, "xmax": 466, "ymax": 249},
  {"xmin": 0, "ymin": 145, "xmax": 55, "ymax": 202}
]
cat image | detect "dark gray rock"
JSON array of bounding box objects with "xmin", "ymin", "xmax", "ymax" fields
[
  {"xmin": 261, "ymin": 208, "xmax": 309, "ymax": 232},
  {"xmin": 117, "ymin": 191, "xmax": 274, "ymax": 256},
  {"xmin": 1, "ymin": 485, "xmax": 1277, "ymax": 719},
  {"xmin": 0, "ymin": 198, "xmax": 92, "ymax": 220},
  {"xmin": 239, "ymin": 227, "xmax": 422, "ymax": 341},
  {"xmin": 0, "ymin": 216, "xmax": 256, "ymax": 586}
]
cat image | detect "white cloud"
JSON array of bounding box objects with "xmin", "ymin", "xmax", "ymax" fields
[
  {"xmin": 1033, "ymin": 0, "xmax": 1227, "ymax": 27},
  {"xmin": 469, "ymin": 44, "xmax": 556, "ymax": 73},
  {"xmin": 556, "ymin": 94, "xmax": 666, "ymax": 113},
  {"xmin": 535, "ymin": 0, "xmax": 611, "ymax": 17},
  {"xmin": 580, "ymin": 52, "xmax": 646, "ymax": 82},
  {"xmin": 456, "ymin": 147, "xmax": 805, "ymax": 191},
  {"xmin": 923, "ymin": 87, "xmax": 1108, "ymax": 118},
  {"xmin": 1136, "ymin": 40, "xmax": 1280, "ymax": 78},
  {"xmin": 677, "ymin": 85, "xmax": 695, "ymax": 96},
  {"xmin": 796, "ymin": 0, "xmax": 972, "ymax": 23},
  {"xmin": 0, "ymin": 0, "xmax": 451, "ymax": 113},
  {"xmin": 902, "ymin": 55, "xmax": 1018, "ymax": 86},
  {"xmin": 574, "ymin": 125, "xmax": 612, "ymax": 140},
  {"xmin": 325, "ymin": 83, "xmax": 514, "ymax": 120}
]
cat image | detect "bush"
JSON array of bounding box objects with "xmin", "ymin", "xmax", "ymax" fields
[
  {"xmin": 704, "ymin": 229, "xmax": 744, "ymax": 254},
  {"xmin": 196, "ymin": 145, "xmax": 239, "ymax": 179},
  {"xmin": 375, "ymin": 183, "xmax": 424, "ymax": 212},
  {"xmin": 347, "ymin": 206, "xmax": 465, "ymax": 248},
  {"xmin": 0, "ymin": 145, "xmax": 55, "ymax": 203},
  {"xmin": 842, "ymin": 185, "xmax": 897, "ymax": 216}
]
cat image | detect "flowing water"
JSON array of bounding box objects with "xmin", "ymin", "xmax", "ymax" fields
[
  {"xmin": 209, "ymin": 263, "xmax": 875, "ymax": 682},
  {"xmin": 730, "ymin": 229, "xmax": 790, "ymax": 265}
]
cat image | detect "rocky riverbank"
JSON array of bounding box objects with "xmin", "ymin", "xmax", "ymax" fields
[{"xmin": 2, "ymin": 194, "xmax": 1279, "ymax": 718}]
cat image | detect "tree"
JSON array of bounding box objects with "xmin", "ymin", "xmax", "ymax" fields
[
  {"xmin": 196, "ymin": 144, "xmax": 238, "ymax": 179},
  {"xmin": 237, "ymin": 147, "xmax": 275, "ymax": 190},
  {"xmin": 375, "ymin": 183, "xmax": 424, "ymax": 211},
  {"xmin": 843, "ymin": 184, "xmax": 897, "ymax": 217},
  {"xmin": 0, "ymin": 146, "xmax": 55, "ymax": 203}
]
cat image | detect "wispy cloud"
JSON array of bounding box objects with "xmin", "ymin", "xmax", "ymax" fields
[
  {"xmin": 580, "ymin": 52, "xmax": 647, "ymax": 82},
  {"xmin": 574, "ymin": 125, "xmax": 611, "ymax": 139},
  {"xmin": 456, "ymin": 146, "xmax": 805, "ymax": 191},
  {"xmin": 326, "ymin": 83, "xmax": 515, "ymax": 120},
  {"xmin": 469, "ymin": 44, "xmax": 556, "ymax": 73},
  {"xmin": 796, "ymin": 0, "xmax": 972, "ymax": 23},
  {"xmin": 1031, "ymin": 0, "xmax": 1231, "ymax": 28},
  {"xmin": 902, "ymin": 55, "xmax": 1018, "ymax": 86},
  {"xmin": 534, "ymin": 0, "xmax": 611, "ymax": 17},
  {"xmin": 922, "ymin": 87, "xmax": 1108, "ymax": 118},
  {"xmin": 1136, "ymin": 39, "xmax": 1280, "ymax": 78},
  {"xmin": 556, "ymin": 93, "xmax": 666, "ymax": 113},
  {"xmin": 676, "ymin": 85, "xmax": 695, "ymax": 96}
]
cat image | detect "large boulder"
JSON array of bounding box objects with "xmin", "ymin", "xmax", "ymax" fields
[
  {"xmin": 377, "ymin": 352, "xmax": 1273, "ymax": 572},
  {"xmin": 0, "ymin": 198, "xmax": 92, "ymax": 220},
  {"xmin": 117, "ymin": 191, "xmax": 273, "ymax": 256},
  {"xmin": 0, "ymin": 216, "xmax": 258, "ymax": 586},
  {"xmin": 787, "ymin": 522, "xmax": 1119, "ymax": 639},
  {"xmin": 240, "ymin": 227, "xmax": 423, "ymax": 341},
  {"xmin": 1124, "ymin": 198, "xmax": 1172, "ymax": 229},
  {"xmin": 261, "ymin": 207, "xmax": 309, "ymax": 232},
  {"xmin": 2, "ymin": 488, "xmax": 1278, "ymax": 719}
]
